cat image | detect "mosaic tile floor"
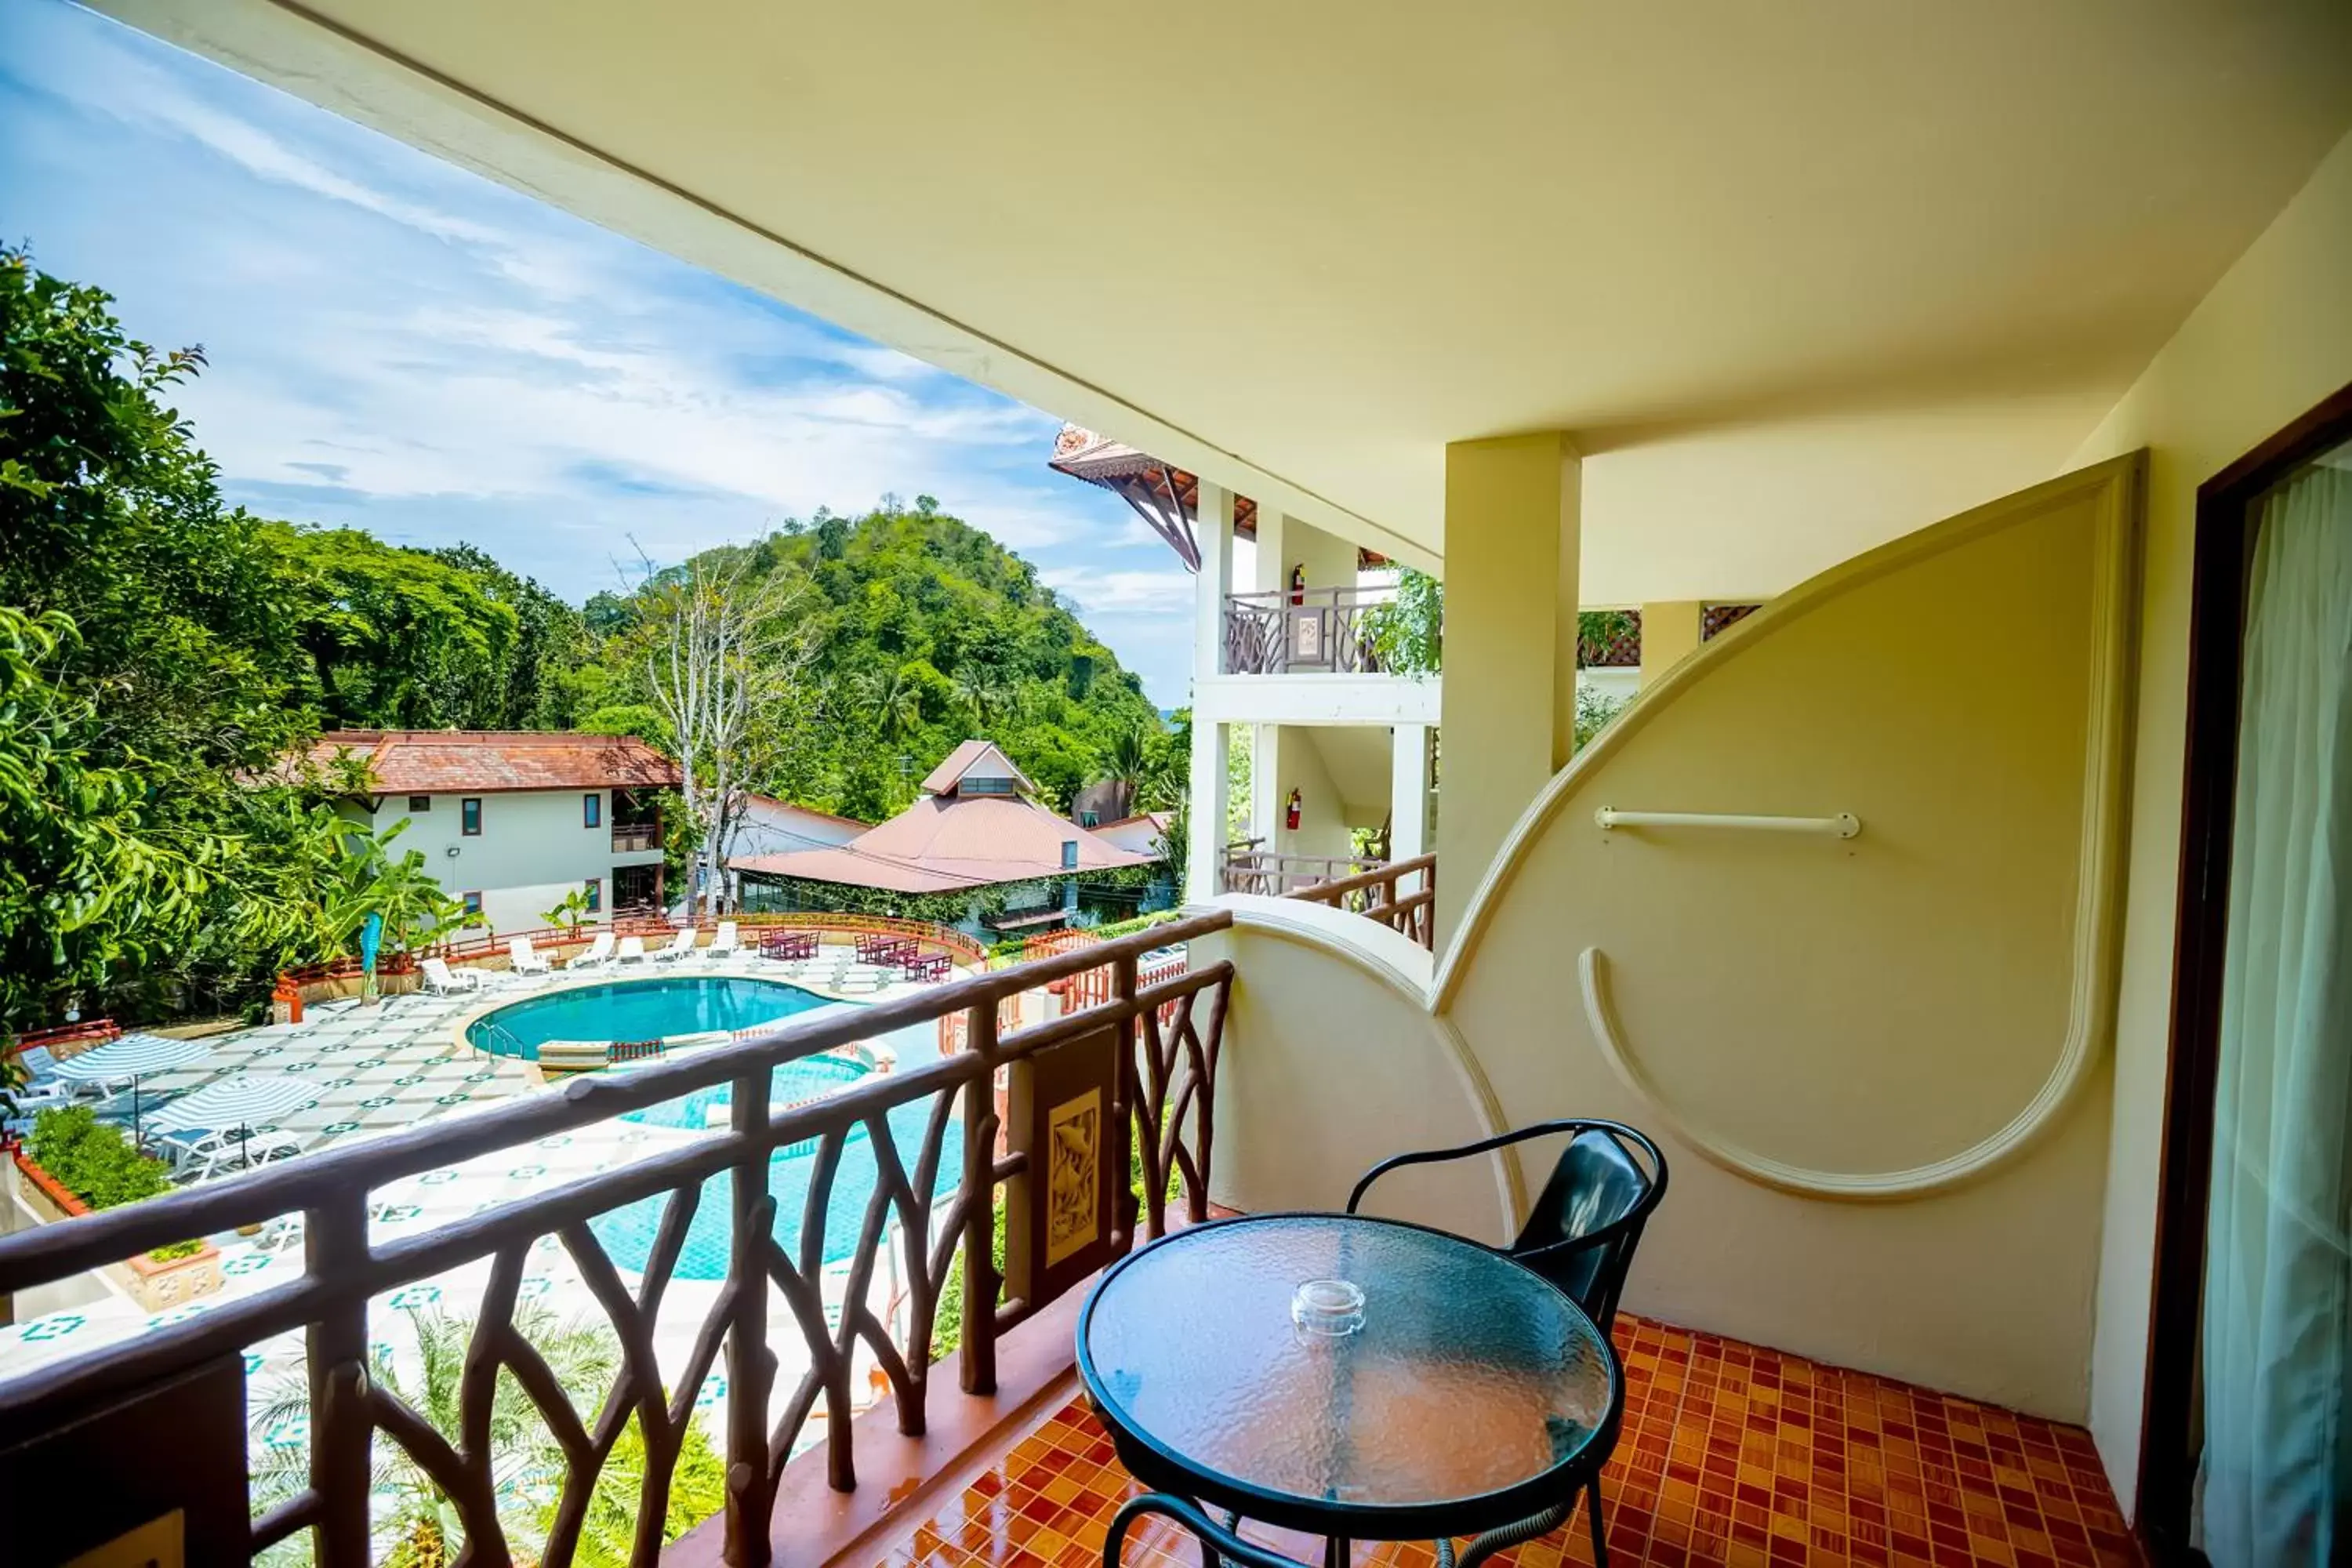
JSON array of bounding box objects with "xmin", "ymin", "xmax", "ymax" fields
[{"xmin": 868, "ymin": 1316, "xmax": 2138, "ymax": 1568}]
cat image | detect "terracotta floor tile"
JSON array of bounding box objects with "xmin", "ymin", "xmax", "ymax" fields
[{"xmin": 860, "ymin": 1316, "xmax": 2136, "ymax": 1568}]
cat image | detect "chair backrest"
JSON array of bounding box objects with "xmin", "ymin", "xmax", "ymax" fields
[
  {"xmin": 714, "ymin": 922, "xmax": 738, "ymax": 946},
  {"xmin": 617, "ymin": 936, "xmax": 644, "ymax": 959},
  {"xmin": 508, "ymin": 937, "xmax": 535, "ymax": 964},
  {"xmin": 667, "ymin": 930, "xmax": 695, "ymax": 954},
  {"xmin": 421, "ymin": 956, "xmax": 455, "ymax": 982},
  {"xmin": 1508, "ymin": 1123, "xmax": 1668, "ymax": 1334},
  {"xmin": 581, "ymin": 932, "xmax": 614, "ymax": 960}
]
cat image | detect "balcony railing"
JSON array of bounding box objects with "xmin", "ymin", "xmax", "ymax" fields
[
  {"xmin": 1221, "ymin": 848, "xmax": 1437, "ymax": 950},
  {"xmin": 612, "ymin": 822, "xmax": 662, "ymax": 853},
  {"xmin": 1222, "ymin": 585, "xmax": 1392, "ymax": 675},
  {"xmin": 1282, "ymin": 852, "xmax": 1436, "ymax": 949},
  {"xmin": 1221, "ymin": 844, "xmax": 1387, "ymax": 897},
  {"xmin": 0, "ymin": 912, "xmax": 1234, "ymax": 1566}
]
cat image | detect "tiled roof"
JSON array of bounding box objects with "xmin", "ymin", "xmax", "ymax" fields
[
  {"xmin": 299, "ymin": 731, "xmax": 681, "ymax": 793},
  {"xmin": 742, "ymin": 794, "xmax": 869, "ymax": 832},
  {"xmin": 920, "ymin": 739, "xmax": 1036, "ymax": 798},
  {"xmin": 1048, "ymin": 425, "xmax": 1261, "ymax": 535},
  {"xmin": 735, "ymin": 793, "xmax": 1156, "ymax": 893}
]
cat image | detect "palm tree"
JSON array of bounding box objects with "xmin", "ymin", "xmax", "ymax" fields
[
  {"xmin": 862, "ymin": 666, "xmax": 925, "ymax": 746},
  {"xmin": 251, "ymin": 1302, "xmax": 681, "ymax": 1566},
  {"xmin": 950, "ymin": 666, "xmax": 1005, "ymax": 731},
  {"xmin": 1092, "ymin": 722, "xmax": 1153, "ymax": 819},
  {"xmin": 316, "ymin": 820, "xmax": 480, "ymax": 1000}
]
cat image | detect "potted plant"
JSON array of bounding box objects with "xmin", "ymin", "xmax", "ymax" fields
[{"xmin": 16, "ymin": 1105, "xmax": 223, "ymax": 1310}]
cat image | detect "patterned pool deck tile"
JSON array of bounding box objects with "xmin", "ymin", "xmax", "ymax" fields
[{"xmin": 862, "ymin": 1316, "xmax": 2138, "ymax": 1568}]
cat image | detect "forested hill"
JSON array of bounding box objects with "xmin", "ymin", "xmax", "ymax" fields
[
  {"xmin": 573, "ymin": 503, "xmax": 1170, "ymax": 818},
  {"xmin": 0, "ymin": 245, "xmax": 1175, "ymax": 1029}
]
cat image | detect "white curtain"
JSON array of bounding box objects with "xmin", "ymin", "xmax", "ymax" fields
[{"xmin": 2198, "ymin": 463, "xmax": 2352, "ymax": 1566}]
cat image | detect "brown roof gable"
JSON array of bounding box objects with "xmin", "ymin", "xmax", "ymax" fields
[
  {"xmin": 302, "ymin": 731, "xmax": 681, "ymax": 793},
  {"xmin": 919, "ymin": 739, "xmax": 1037, "ymax": 799}
]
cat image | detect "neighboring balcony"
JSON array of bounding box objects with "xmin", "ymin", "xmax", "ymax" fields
[
  {"xmin": 612, "ymin": 821, "xmax": 662, "ymax": 854},
  {"xmin": 1222, "ymin": 585, "xmax": 1395, "ymax": 676},
  {"xmin": 1221, "ymin": 844, "xmax": 1436, "ymax": 949}
]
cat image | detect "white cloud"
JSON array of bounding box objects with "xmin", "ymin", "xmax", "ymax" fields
[
  {"xmin": 1, "ymin": 0, "xmax": 1200, "ymax": 702},
  {"xmin": 1040, "ymin": 568, "xmax": 1195, "ymax": 617}
]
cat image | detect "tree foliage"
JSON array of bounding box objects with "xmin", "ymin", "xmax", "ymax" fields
[{"xmin": 0, "ymin": 248, "xmax": 1173, "ymax": 1026}]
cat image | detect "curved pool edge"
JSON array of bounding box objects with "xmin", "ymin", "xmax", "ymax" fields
[{"xmin": 450, "ymin": 967, "xmax": 862, "ymax": 1067}]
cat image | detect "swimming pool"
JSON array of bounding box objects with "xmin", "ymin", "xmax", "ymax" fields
[
  {"xmin": 467, "ymin": 975, "xmax": 829, "ymax": 1060},
  {"xmin": 590, "ymin": 1094, "xmax": 964, "ymax": 1279},
  {"xmin": 621, "ymin": 1053, "xmax": 872, "ymax": 1131}
]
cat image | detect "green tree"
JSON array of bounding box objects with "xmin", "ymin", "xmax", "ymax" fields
[
  {"xmin": 1361, "ymin": 568, "xmax": 1443, "ymax": 676},
  {"xmin": 251, "ymin": 1305, "xmax": 725, "ymax": 1567}
]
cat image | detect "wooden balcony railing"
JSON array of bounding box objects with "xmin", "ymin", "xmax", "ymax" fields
[
  {"xmin": 1220, "ymin": 844, "xmax": 1388, "ymax": 898},
  {"xmin": 0, "ymin": 911, "xmax": 1234, "ymax": 1566},
  {"xmin": 1221, "ymin": 585, "xmax": 1392, "ymax": 675},
  {"xmin": 1281, "ymin": 852, "xmax": 1436, "ymax": 949},
  {"xmin": 1218, "ymin": 848, "xmax": 1436, "ymax": 950},
  {"xmin": 611, "ymin": 822, "xmax": 662, "ymax": 854}
]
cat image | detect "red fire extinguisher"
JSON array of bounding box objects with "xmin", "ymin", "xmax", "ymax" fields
[
  {"xmin": 1286, "ymin": 788, "xmax": 1302, "ymax": 831},
  {"xmin": 1289, "ymin": 564, "xmax": 1305, "ymax": 606}
]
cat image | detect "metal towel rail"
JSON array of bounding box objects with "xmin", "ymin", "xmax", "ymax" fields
[{"xmin": 1594, "ymin": 807, "xmax": 1862, "ymax": 839}]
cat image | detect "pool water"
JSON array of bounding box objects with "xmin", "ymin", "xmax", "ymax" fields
[
  {"xmin": 589, "ymin": 1096, "xmax": 965, "ymax": 1279},
  {"xmin": 468, "ymin": 975, "xmax": 828, "ymax": 1059},
  {"xmin": 622, "ymin": 1054, "xmax": 871, "ymax": 1131}
]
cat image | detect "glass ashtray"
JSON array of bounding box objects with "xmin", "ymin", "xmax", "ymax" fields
[{"xmin": 1291, "ymin": 1277, "xmax": 1366, "ymax": 1337}]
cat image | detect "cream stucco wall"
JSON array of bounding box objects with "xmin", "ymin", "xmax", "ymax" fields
[
  {"xmin": 2065, "ymin": 125, "xmax": 2352, "ymax": 1512},
  {"xmin": 1208, "ymin": 457, "xmax": 2140, "ymax": 1421},
  {"xmin": 364, "ymin": 789, "xmax": 664, "ymax": 935}
]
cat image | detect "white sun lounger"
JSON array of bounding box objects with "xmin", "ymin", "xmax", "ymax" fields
[
  {"xmin": 568, "ymin": 931, "xmax": 616, "ymax": 969},
  {"xmin": 613, "ymin": 935, "xmax": 648, "ymax": 965},
  {"xmin": 650, "ymin": 929, "xmax": 699, "ymax": 964},
  {"xmin": 709, "ymin": 921, "xmax": 740, "ymax": 960},
  {"xmin": 420, "ymin": 956, "xmax": 485, "ymax": 995},
  {"xmin": 507, "ymin": 936, "xmax": 552, "ymax": 975}
]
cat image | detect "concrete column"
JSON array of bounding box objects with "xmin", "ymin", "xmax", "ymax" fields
[
  {"xmin": 1188, "ymin": 481, "xmax": 1236, "ymax": 902},
  {"xmin": 1638, "ymin": 600, "xmax": 1704, "ymax": 687},
  {"xmin": 1186, "ymin": 720, "xmax": 1231, "ymax": 901},
  {"xmin": 1193, "ymin": 481, "xmax": 1235, "ymax": 679},
  {"xmin": 1389, "ymin": 724, "xmax": 1432, "ymax": 862},
  {"xmin": 1251, "ymin": 724, "xmax": 1283, "ymax": 845},
  {"xmin": 1435, "ymin": 434, "xmax": 1580, "ymax": 947},
  {"xmin": 1254, "ymin": 508, "xmax": 1289, "ymax": 594}
]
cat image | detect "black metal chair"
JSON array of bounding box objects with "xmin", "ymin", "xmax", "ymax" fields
[{"xmin": 1345, "ymin": 1119, "xmax": 1669, "ymax": 1567}]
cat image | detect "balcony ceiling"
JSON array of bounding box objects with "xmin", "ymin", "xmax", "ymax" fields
[{"xmin": 107, "ymin": 0, "xmax": 2352, "ymax": 593}]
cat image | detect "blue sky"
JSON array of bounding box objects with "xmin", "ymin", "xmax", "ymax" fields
[{"xmin": 0, "ymin": 0, "xmax": 1197, "ymax": 701}]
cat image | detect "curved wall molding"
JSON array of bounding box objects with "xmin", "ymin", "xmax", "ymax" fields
[
  {"xmin": 1436, "ymin": 453, "xmax": 2143, "ymax": 1201},
  {"xmin": 1209, "ymin": 895, "xmax": 1527, "ymax": 1226}
]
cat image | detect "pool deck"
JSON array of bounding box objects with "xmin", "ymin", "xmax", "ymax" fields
[{"xmin": 0, "ymin": 941, "xmax": 976, "ymax": 1453}]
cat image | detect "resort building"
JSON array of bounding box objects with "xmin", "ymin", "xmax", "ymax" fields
[
  {"xmin": 732, "ymin": 741, "xmax": 1171, "ymax": 936},
  {"xmin": 6, "ymin": 9, "xmax": 2352, "ymax": 1568},
  {"xmin": 300, "ymin": 730, "xmax": 679, "ymax": 931}
]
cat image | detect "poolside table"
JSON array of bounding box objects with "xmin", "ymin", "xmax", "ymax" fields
[
  {"xmin": 1078, "ymin": 1213, "xmax": 1621, "ymax": 1568},
  {"xmin": 902, "ymin": 953, "xmax": 951, "ymax": 982},
  {"xmin": 760, "ymin": 929, "xmax": 818, "ymax": 960}
]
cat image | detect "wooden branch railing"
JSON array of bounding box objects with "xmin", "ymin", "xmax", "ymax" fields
[
  {"xmin": 1221, "ymin": 848, "xmax": 1388, "ymax": 898},
  {"xmin": 0, "ymin": 910, "xmax": 1236, "ymax": 1567},
  {"xmin": 1281, "ymin": 853, "xmax": 1436, "ymax": 949}
]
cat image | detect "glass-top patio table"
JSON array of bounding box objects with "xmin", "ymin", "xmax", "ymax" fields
[{"xmin": 1078, "ymin": 1213, "xmax": 1622, "ymax": 1568}]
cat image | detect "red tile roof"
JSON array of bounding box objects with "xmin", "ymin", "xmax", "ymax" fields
[
  {"xmin": 300, "ymin": 731, "xmax": 681, "ymax": 793},
  {"xmin": 735, "ymin": 793, "xmax": 1156, "ymax": 892}
]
